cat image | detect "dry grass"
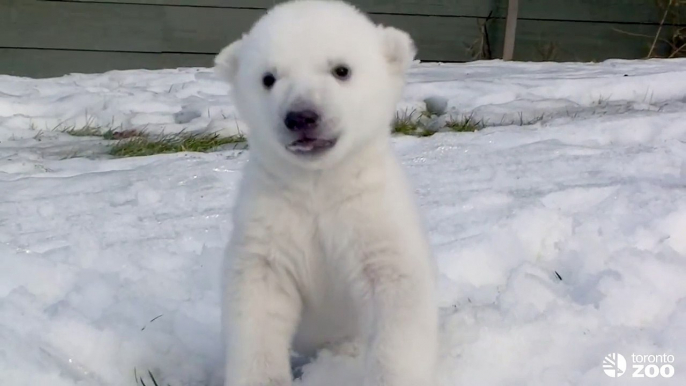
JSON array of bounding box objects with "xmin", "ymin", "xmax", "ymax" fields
[
  {"xmin": 654, "ymin": 0, "xmax": 686, "ymax": 58},
  {"xmin": 134, "ymin": 368, "xmax": 168, "ymax": 386},
  {"xmin": 467, "ymin": 11, "xmax": 494, "ymax": 60},
  {"xmin": 615, "ymin": 0, "xmax": 686, "ymax": 58}
]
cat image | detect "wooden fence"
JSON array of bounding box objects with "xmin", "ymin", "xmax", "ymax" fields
[{"xmin": 1, "ymin": 0, "xmax": 683, "ymax": 78}]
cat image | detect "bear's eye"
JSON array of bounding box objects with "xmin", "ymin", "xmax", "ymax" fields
[
  {"xmin": 262, "ymin": 73, "xmax": 276, "ymax": 89},
  {"xmin": 332, "ymin": 65, "xmax": 351, "ymax": 81}
]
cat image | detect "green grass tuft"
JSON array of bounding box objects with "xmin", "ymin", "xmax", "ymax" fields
[
  {"xmin": 445, "ymin": 114, "xmax": 484, "ymax": 132},
  {"xmin": 392, "ymin": 109, "xmax": 422, "ymax": 135},
  {"xmin": 392, "ymin": 108, "xmax": 436, "ymax": 137},
  {"xmin": 109, "ymin": 132, "xmax": 246, "ymax": 158}
]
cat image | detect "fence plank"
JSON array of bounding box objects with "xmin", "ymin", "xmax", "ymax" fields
[
  {"xmin": 43, "ymin": 0, "xmax": 498, "ymax": 17},
  {"xmin": 512, "ymin": 20, "xmax": 666, "ymax": 61},
  {"xmin": 0, "ymin": 0, "xmax": 164, "ymax": 52},
  {"xmin": 0, "ymin": 48, "xmax": 214, "ymax": 78},
  {"xmin": 162, "ymin": 7, "xmax": 264, "ymax": 53},
  {"xmin": 49, "ymin": 0, "xmax": 680, "ymax": 24}
]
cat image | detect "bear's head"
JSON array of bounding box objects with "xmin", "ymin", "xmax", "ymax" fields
[{"xmin": 215, "ymin": 0, "xmax": 416, "ymax": 170}]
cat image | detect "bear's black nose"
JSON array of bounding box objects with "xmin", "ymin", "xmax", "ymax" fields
[{"xmin": 284, "ymin": 110, "xmax": 320, "ymax": 132}]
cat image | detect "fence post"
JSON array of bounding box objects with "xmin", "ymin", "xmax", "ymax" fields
[{"xmin": 503, "ymin": 0, "xmax": 519, "ymax": 60}]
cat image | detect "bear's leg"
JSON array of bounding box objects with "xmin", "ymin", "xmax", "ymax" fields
[
  {"xmin": 359, "ymin": 254, "xmax": 438, "ymax": 386},
  {"xmin": 223, "ymin": 254, "xmax": 302, "ymax": 386}
]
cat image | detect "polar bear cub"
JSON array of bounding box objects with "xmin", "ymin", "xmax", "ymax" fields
[{"xmin": 214, "ymin": 1, "xmax": 438, "ymax": 385}]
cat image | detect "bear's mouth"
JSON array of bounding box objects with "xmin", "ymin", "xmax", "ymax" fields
[{"xmin": 286, "ymin": 137, "xmax": 338, "ymax": 155}]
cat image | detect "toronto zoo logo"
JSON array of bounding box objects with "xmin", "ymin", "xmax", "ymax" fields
[
  {"xmin": 603, "ymin": 353, "xmax": 675, "ymax": 378},
  {"xmin": 603, "ymin": 353, "xmax": 627, "ymax": 378}
]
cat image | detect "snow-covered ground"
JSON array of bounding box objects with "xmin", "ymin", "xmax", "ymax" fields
[{"xmin": 1, "ymin": 58, "xmax": 685, "ymax": 386}]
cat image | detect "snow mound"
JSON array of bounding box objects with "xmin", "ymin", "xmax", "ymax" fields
[{"xmin": 1, "ymin": 58, "xmax": 686, "ymax": 385}]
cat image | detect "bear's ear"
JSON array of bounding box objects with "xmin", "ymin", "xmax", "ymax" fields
[
  {"xmin": 378, "ymin": 26, "xmax": 417, "ymax": 74},
  {"xmin": 214, "ymin": 37, "xmax": 244, "ymax": 83}
]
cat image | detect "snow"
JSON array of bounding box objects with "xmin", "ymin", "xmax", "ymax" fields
[{"xmin": 1, "ymin": 58, "xmax": 686, "ymax": 386}]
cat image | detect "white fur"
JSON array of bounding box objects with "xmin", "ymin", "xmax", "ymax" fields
[{"xmin": 215, "ymin": 1, "xmax": 437, "ymax": 385}]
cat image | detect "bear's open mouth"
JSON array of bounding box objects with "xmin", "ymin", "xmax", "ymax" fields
[{"xmin": 286, "ymin": 137, "xmax": 337, "ymax": 154}]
